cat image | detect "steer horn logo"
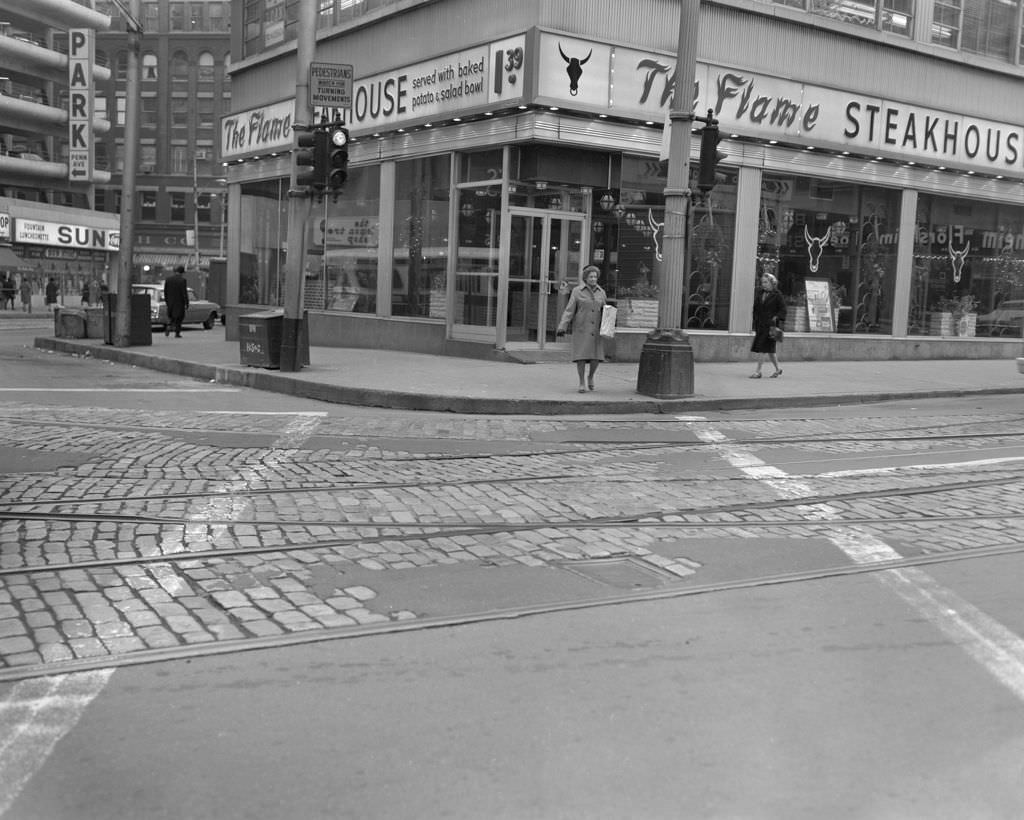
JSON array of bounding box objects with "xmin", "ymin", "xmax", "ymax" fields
[
  {"xmin": 948, "ymin": 240, "xmax": 971, "ymax": 283},
  {"xmin": 803, "ymin": 226, "xmax": 832, "ymax": 273},
  {"xmin": 647, "ymin": 209, "xmax": 664, "ymax": 262},
  {"xmin": 559, "ymin": 44, "xmax": 592, "ymax": 96}
]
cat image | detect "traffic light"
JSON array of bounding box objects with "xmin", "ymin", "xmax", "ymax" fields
[
  {"xmin": 326, "ymin": 126, "xmax": 349, "ymax": 192},
  {"xmin": 295, "ymin": 129, "xmax": 328, "ymax": 193},
  {"xmin": 697, "ymin": 120, "xmax": 726, "ymax": 193}
]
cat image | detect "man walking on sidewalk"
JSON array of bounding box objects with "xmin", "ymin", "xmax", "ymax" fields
[{"xmin": 164, "ymin": 265, "xmax": 189, "ymax": 338}]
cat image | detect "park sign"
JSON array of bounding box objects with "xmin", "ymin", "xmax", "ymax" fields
[
  {"xmin": 310, "ymin": 62, "xmax": 353, "ymax": 109},
  {"xmin": 68, "ymin": 29, "xmax": 94, "ymax": 183}
]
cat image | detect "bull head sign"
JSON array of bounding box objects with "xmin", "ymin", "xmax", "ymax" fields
[
  {"xmin": 803, "ymin": 226, "xmax": 832, "ymax": 273},
  {"xmin": 948, "ymin": 241, "xmax": 971, "ymax": 283},
  {"xmin": 559, "ymin": 45, "xmax": 592, "ymax": 96},
  {"xmin": 647, "ymin": 209, "xmax": 664, "ymax": 262}
]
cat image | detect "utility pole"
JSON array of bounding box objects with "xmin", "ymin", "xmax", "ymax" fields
[
  {"xmin": 279, "ymin": 1, "xmax": 317, "ymax": 372},
  {"xmin": 192, "ymin": 152, "xmax": 201, "ymax": 272},
  {"xmin": 635, "ymin": 0, "xmax": 700, "ymax": 398},
  {"xmin": 113, "ymin": 0, "xmax": 141, "ymax": 346}
]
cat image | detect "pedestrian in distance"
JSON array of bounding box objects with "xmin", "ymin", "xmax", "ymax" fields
[
  {"xmin": 44, "ymin": 277, "xmax": 59, "ymax": 312},
  {"xmin": 750, "ymin": 272, "xmax": 786, "ymax": 378},
  {"xmin": 164, "ymin": 265, "xmax": 190, "ymax": 338},
  {"xmin": 556, "ymin": 264, "xmax": 607, "ymax": 393},
  {"xmin": 1, "ymin": 274, "xmax": 14, "ymax": 310},
  {"xmin": 19, "ymin": 278, "xmax": 32, "ymax": 313}
]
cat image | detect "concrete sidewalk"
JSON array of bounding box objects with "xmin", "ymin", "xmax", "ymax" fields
[{"xmin": 34, "ymin": 326, "xmax": 1024, "ymax": 414}]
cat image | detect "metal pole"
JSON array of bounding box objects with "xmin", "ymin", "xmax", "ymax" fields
[
  {"xmin": 113, "ymin": 0, "xmax": 141, "ymax": 346},
  {"xmin": 193, "ymin": 154, "xmax": 201, "ymax": 271},
  {"xmin": 635, "ymin": 0, "xmax": 699, "ymax": 398},
  {"xmin": 279, "ymin": 1, "xmax": 317, "ymax": 372}
]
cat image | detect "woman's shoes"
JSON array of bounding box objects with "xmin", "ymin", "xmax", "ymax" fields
[
  {"xmin": 587, "ymin": 380, "xmax": 595, "ymax": 391},
  {"xmin": 748, "ymin": 372, "xmax": 762, "ymax": 379},
  {"xmin": 578, "ymin": 386, "xmax": 587, "ymax": 393},
  {"xmin": 769, "ymin": 369, "xmax": 783, "ymax": 378}
]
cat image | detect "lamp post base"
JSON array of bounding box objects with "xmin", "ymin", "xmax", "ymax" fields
[{"xmin": 636, "ymin": 328, "xmax": 695, "ymax": 399}]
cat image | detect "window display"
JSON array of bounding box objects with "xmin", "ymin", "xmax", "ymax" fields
[
  {"xmin": 757, "ymin": 174, "xmax": 900, "ymax": 334},
  {"xmin": 911, "ymin": 194, "xmax": 1024, "ymax": 338}
]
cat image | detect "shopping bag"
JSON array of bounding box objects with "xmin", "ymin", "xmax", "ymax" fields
[{"xmin": 600, "ymin": 305, "xmax": 617, "ymax": 339}]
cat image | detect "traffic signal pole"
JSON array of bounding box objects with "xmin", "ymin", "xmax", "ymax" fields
[
  {"xmin": 635, "ymin": 0, "xmax": 701, "ymax": 398},
  {"xmin": 279, "ymin": 0, "xmax": 318, "ymax": 372}
]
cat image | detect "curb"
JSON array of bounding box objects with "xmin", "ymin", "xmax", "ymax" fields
[{"xmin": 33, "ymin": 336, "xmax": 1024, "ymax": 415}]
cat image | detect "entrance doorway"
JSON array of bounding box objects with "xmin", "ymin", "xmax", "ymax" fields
[{"xmin": 503, "ymin": 208, "xmax": 586, "ymax": 348}]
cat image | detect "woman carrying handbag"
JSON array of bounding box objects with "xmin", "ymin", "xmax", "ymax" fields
[
  {"xmin": 556, "ymin": 265, "xmax": 607, "ymax": 393},
  {"xmin": 750, "ymin": 272, "xmax": 786, "ymax": 379}
]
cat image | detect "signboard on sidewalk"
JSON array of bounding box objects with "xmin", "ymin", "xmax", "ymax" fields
[{"xmin": 804, "ymin": 278, "xmax": 835, "ymax": 332}]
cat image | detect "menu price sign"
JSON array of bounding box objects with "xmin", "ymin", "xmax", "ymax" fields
[{"xmin": 804, "ymin": 278, "xmax": 835, "ymax": 332}]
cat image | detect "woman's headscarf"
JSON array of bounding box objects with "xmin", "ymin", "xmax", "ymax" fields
[{"xmin": 761, "ymin": 273, "xmax": 778, "ymax": 290}]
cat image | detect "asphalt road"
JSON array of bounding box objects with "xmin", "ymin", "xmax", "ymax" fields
[{"xmin": 3, "ymin": 321, "xmax": 1024, "ymax": 819}]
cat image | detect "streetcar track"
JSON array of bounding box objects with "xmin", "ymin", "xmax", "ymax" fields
[
  {"xmin": 3, "ymin": 537, "xmax": 1024, "ymax": 684},
  {"xmin": 0, "ymin": 513, "xmax": 1021, "ymax": 578},
  {"xmin": 1, "ymin": 469, "xmax": 1020, "ymax": 525},
  {"xmin": 5, "ymin": 412, "xmax": 1024, "ymax": 449}
]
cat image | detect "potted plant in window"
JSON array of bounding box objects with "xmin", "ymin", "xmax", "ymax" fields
[
  {"xmin": 617, "ymin": 281, "xmax": 660, "ymax": 327},
  {"xmin": 932, "ymin": 294, "xmax": 979, "ymax": 337}
]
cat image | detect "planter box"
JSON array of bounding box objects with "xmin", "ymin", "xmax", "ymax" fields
[
  {"xmin": 784, "ymin": 305, "xmax": 809, "ymax": 333},
  {"xmin": 929, "ymin": 312, "xmax": 976, "ymax": 337},
  {"xmin": 929, "ymin": 312, "xmax": 954, "ymax": 336},
  {"xmin": 957, "ymin": 313, "xmax": 977, "ymax": 337},
  {"xmin": 619, "ymin": 298, "xmax": 659, "ymax": 328}
]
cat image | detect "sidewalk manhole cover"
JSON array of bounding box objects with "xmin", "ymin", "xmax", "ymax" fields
[{"xmin": 558, "ymin": 557, "xmax": 675, "ymax": 590}]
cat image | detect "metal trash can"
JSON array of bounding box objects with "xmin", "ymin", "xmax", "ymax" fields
[
  {"xmin": 239, "ymin": 309, "xmax": 284, "ymax": 368},
  {"xmin": 84, "ymin": 307, "xmax": 105, "ymax": 338},
  {"xmin": 103, "ymin": 292, "xmax": 152, "ymax": 346}
]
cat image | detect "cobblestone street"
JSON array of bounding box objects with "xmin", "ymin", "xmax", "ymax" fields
[{"xmin": 3, "ymin": 401, "xmax": 1023, "ymax": 678}]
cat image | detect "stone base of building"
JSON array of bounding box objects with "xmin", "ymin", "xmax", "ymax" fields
[{"xmin": 224, "ymin": 307, "xmax": 1023, "ymax": 364}]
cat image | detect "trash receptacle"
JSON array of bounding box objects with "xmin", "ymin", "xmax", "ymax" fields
[
  {"xmin": 57, "ymin": 308, "xmax": 87, "ymax": 339},
  {"xmin": 84, "ymin": 307, "xmax": 105, "ymax": 338},
  {"xmin": 103, "ymin": 292, "xmax": 152, "ymax": 346},
  {"xmin": 239, "ymin": 310, "xmax": 284, "ymax": 368}
]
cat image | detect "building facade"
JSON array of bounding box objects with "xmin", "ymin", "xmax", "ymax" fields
[
  {"xmin": 94, "ymin": 0, "xmax": 231, "ymax": 291},
  {"xmin": 222, "ymin": 0, "xmax": 1024, "ymax": 361},
  {"xmin": 0, "ymin": 0, "xmax": 119, "ymax": 306}
]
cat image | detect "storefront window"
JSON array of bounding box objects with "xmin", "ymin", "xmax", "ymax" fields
[
  {"xmin": 600, "ymin": 158, "xmax": 737, "ymax": 331},
  {"xmin": 239, "ymin": 178, "xmax": 288, "ymax": 304},
  {"xmin": 393, "ymin": 154, "xmax": 450, "ymax": 317},
  {"xmin": 316, "ymin": 166, "xmax": 381, "ymax": 313},
  {"xmin": 758, "ymin": 174, "xmax": 900, "ymax": 334},
  {"xmin": 910, "ymin": 195, "xmax": 1024, "ymax": 338},
  {"xmin": 454, "ymin": 185, "xmax": 501, "ymax": 330}
]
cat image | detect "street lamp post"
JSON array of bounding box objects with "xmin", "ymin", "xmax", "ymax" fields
[{"xmin": 635, "ymin": 0, "xmax": 700, "ymax": 398}]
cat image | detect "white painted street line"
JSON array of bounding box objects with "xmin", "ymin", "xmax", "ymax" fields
[
  {"xmin": 818, "ymin": 455, "xmax": 1024, "ymax": 477},
  {"xmin": 692, "ymin": 425, "xmax": 1024, "ymax": 704},
  {"xmin": 0, "ymin": 670, "xmax": 114, "ymax": 817}
]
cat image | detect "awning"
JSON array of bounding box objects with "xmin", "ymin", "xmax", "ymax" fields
[{"xmin": 0, "ymin": 246, "xmax": 28, "ymax": 269}]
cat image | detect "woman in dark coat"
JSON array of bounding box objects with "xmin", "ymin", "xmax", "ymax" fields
[
  {"xmin": 556, "ymin": 265, "xmax": 607, "ymax": 393},
  {"xmin": 750, "ymin": 272, "xmax": 787, "ymax": 378}
]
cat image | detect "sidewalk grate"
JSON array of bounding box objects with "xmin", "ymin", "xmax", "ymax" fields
[{"xmin": 557, "ymin": 557, "xmax": 677, "ymax": 590}]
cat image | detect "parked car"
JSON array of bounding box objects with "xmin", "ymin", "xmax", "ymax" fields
[
  {"xmin": 976, "ymin": 299, "xmax": 1024, "ymax": 337},
  {"xmin": 131, "ymin": 283, "xmax": 221, "ymax": 332}
]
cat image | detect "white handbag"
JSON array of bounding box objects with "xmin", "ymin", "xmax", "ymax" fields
[{"xmin": 600, "ymin": 304, "xmax": 617, "ymax": 339}]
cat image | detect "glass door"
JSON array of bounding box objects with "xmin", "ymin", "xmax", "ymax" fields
[{"xmin": 505, "ymin": 209, "xmax": 585, "ymax": 348}]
